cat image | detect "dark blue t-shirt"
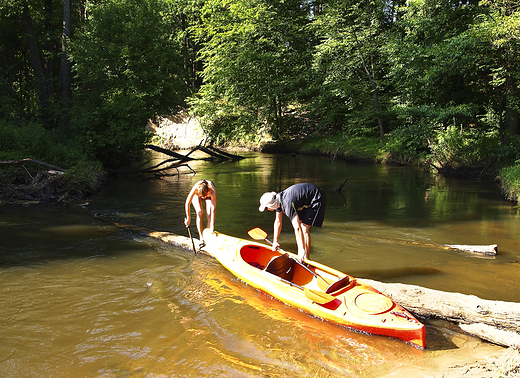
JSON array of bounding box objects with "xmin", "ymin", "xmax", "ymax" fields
[{"xmin": 278, "ymin": 183, "xmax": 325, "ymax": 227}]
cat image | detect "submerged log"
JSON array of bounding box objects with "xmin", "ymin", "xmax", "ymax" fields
[
  {"xmin": 362, "ymin": 279, "xmax": 520, "ymax": 348},
  {"xmin": 147, "ymin": 231, "xmax": 198, "ymax": 252}
]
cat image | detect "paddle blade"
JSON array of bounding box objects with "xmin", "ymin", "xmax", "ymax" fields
[
  {"xmin": 248, "ymin": 227, "xmax": 268, "ymax": 241},
  {"xmin": 303, "ymin": 288, "xmax": 337, "ymax": 305},
  {"xmin": 325, "ymin": 276, "xmax": 352, "ymax": 294}
]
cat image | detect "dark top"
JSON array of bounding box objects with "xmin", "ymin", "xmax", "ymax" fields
[{"xmin": 278, "ymin": 183, "xmax": 325, "ymax": 227}]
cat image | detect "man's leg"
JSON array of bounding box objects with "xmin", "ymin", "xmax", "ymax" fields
[{"xmin": 301, "ymin": 223, "xmax": 312, "ymax": 258}]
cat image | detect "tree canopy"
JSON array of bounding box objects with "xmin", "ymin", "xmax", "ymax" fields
[{"xmin": 0, "ymin": 0, "xmax": 519, "ymax": 170}]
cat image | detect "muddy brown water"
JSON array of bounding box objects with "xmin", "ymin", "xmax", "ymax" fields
[{"xmin": 1, "ymin": 152, "xmax": 519, "ymax": 377}]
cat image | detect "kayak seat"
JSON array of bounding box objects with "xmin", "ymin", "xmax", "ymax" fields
[{"xmin": 264, "ymin": 253, "xmax": 294, "ymax": 281}]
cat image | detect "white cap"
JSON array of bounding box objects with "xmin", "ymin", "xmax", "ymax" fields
[{"xmin": 259, "ymin": 192, "xmax": 278, "ymax": 212}]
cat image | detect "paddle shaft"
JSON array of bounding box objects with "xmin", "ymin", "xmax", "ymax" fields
[
  {"xmin": 187, "ymin": 226, "xmax": 197, "ymax": 254},
  {"xmin": 266, "ymin": 270, "xmax": 336, "ymax": 304}
]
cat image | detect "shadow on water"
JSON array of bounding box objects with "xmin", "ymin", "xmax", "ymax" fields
[
  {"xmin": 351, "ymin": 266, "xmax": 443, "ymax": 281},
  {"xmin": 0, "ymin": 204, "xmax": 153, "ymax": 268}
]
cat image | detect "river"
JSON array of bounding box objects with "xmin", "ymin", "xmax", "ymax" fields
[{"xmin": 1, "ymin": 151, "xmax": 519, "ymax": 377}]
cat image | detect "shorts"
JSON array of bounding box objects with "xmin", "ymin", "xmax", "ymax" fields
[{"xmin": 299, "ymin": 201, "xmax": 325, "ymax": 227}]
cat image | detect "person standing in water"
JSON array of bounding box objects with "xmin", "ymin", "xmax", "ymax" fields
[
  {"xmin": 184, "ymin": 179, "xmax": 217, "ymax": 249},
  {"xmin": 259, "ymin": 183, "xmax": 325, "ymax": 261}
]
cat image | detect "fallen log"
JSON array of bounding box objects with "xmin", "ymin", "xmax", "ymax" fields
[
  {"xmin": 196, "ymin": 145, "xmax": 244, "ymax": 161},
  {"xmin": 459, "ymin": 323, "xmax": 520, "ymax": 348},
  {"xmin": 147, "ymin": 231, "xmax": 199, "ymax": 252},
  {"xmin": 110, "ymin": 161, "xmax": 195, "ymax": 176},
  {"xmin": 445, "ymin": 244, "xmax": 498, "ymax": 255},
  {"xmin": 0, "ymin": 158, "xmax": 65, "ymax": 172},
  {"xmin": 142, "ymin": 228, "xmax": 517, "ymax": 348},
  {"xmin": 204, "ymin": 145, "xmax": 244, "ymax": 161},
  {"xmin": 362, "ymin": 278, "xmax": 520, "ymax": 348},
  {"xmin": 144, "ymin": 145, "xmax": 194, "ymax": 161}
]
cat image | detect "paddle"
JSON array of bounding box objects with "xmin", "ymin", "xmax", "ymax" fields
[
  {"xmin": 247, "ymin": 227, "xmax": 336, "ymax": 288},
  {"xmin": 186, "ymin": 225, "xmax": 197, "ymax": 254},
  {"xmin": 268, "ymin": 268, "xmax": 337, "ymax": 305}
]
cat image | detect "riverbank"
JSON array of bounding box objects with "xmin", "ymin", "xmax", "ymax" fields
[{"xmin": 2, "ymin": 114, "xmax": 518, "ymax": 205}]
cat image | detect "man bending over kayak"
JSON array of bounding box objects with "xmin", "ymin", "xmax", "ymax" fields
[{"xmin": 259, "ymin": 183, "xmax": 325, "ymax": 261}]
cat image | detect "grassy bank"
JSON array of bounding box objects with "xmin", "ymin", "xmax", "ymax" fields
[{"xmin": 499, "ymin": 163, "xmax": 520, "ymax": 204}]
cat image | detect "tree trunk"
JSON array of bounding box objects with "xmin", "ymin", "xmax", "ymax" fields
[
  {"xmin": 21, "ymin": 1, "xmax": 47, "ymax": 113},
  {"xmin": 350, "ymin": 26, "xmax": 385, "ymax": 142},
  {"xmin": 93, "ymin": 217, "xmax": 519, "ymax": 348},
  {"xmin": 60, "ymin": 0, "xmax": 72, "ymax": 127}
]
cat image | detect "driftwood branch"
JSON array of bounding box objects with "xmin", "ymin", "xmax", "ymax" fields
[
  {"xmin": 144, "ymin": 145, "xmax": 194, "ymax": 161},
  {"xmin": 362, "ymin": 279, "xmax": 520, "ymax": 348},
  {"xmin": 110, "ymin": 162, "xmax": 195, "ymax": 176},
  {"xmin": 334, "ymin": 178, "xmax": 348, "ymax": 192},
  {"xmin": 445, "ymin": 244, "xmax": 498, "ymax": 255},
  {"xmin": 204, "ymin": 145, "xmax": 244, "ymax": 161},
  {"xmin": 0, "ymin": 158, "xmax": 65, "ymax": 172},
  {"xmin": 145, "ymin": 144, "xmax": 244, "ymax": 162}
]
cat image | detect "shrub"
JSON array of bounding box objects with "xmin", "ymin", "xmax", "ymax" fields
[
  {"xmin": 430, "ymin": 126, "xmax": 502, "ymax": 168},
  {"xmin": 500, "ymin": 163, "xmax": 520, "ymax": 203}
]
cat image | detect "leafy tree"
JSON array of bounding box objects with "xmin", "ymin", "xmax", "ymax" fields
[
  {"xmin": 190, "ymin": 0, "xmax": 315, "ymax": 142},
  {"xmin": 386, "ymin": 0, "xmax": 519, "ymax": 166},
  {"xmin": 0, "ymin": 0, "xmax": 72, "ymax": 127},
  {"xmin": 310, "ymin": 0, "xmax": 395, "ymax": 141},
  {"xmin": 70, "ymin": 0, "xmax": 188, "ymax": 166}
]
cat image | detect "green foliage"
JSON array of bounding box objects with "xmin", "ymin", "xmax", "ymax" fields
[
  {"xmin": 190, "ymin": 0, "xmax": 315, "ymax": 141},
  {"xmin": 310, "ymin": 0, "xmax": 392, "ymax": 138},
  {"xmin": 63, "ymin": 160, "xmax": 106, "ymax": 195},
  {"xmin": 500, "ymin": 162, "xmax": 520, "ymax": 203},
  {"xmin": 430, "ymin": 125, "xmax": 503, "ymax": 168},
  {"xmin": 70, "ymin": 0, "xmax": 187, "ymax": 166},
  {"xmin": 1, "ymin": 0, "xmax": 520, "ymax": 184},
  {"xmin": 385, "ymin": 123, "xmax": 432, "ymax": 164},
  {"xmin": 0, "ymin": 119, "xmax": 88, "ymax": 167},
  {"xmin": 300, "ymin": 134, "xmax": 384, "ymax": 162}
]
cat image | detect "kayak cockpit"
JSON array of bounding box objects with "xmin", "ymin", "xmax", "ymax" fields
[{"xmin": 239, "ymin": 244, "xmax": 313, "ymax": 286}]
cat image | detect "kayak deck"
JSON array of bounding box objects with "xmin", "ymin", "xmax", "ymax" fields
[{"xmin": 203, "ymin": 229, "xmax": 426, "ymax": 348}]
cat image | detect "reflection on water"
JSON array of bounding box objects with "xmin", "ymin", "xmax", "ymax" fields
[{"xmin": 1, "ymin": 152, "xmax": 518, "ymax": 377}]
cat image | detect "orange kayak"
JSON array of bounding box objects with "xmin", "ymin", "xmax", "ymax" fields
[{"xmin": 202, "ymin": 229, "xmax": 425, "ymax": 348}]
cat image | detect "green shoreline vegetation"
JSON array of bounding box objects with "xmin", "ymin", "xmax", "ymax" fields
[{"xmin": 1, "ymin": 0, "xmax": 519, "ymax": 204}]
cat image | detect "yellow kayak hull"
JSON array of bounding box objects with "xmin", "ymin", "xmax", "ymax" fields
[{"xmin": 203, "ymin": 229, "xmax": 426, "ymax": 348}]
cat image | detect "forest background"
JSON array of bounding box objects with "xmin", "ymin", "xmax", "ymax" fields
[{"xmin": 1, "ymin": 0, "xmax": 519, "ymax": 203}]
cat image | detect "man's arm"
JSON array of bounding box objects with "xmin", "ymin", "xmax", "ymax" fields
[{"xmin": 272, "ymin": 211, "xmax": 283, "ymax": 251}]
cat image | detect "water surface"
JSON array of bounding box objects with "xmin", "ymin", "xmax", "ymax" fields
[{"xmin": 1, "ymin": 152, "xmax": 518, "ymax": 377}]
